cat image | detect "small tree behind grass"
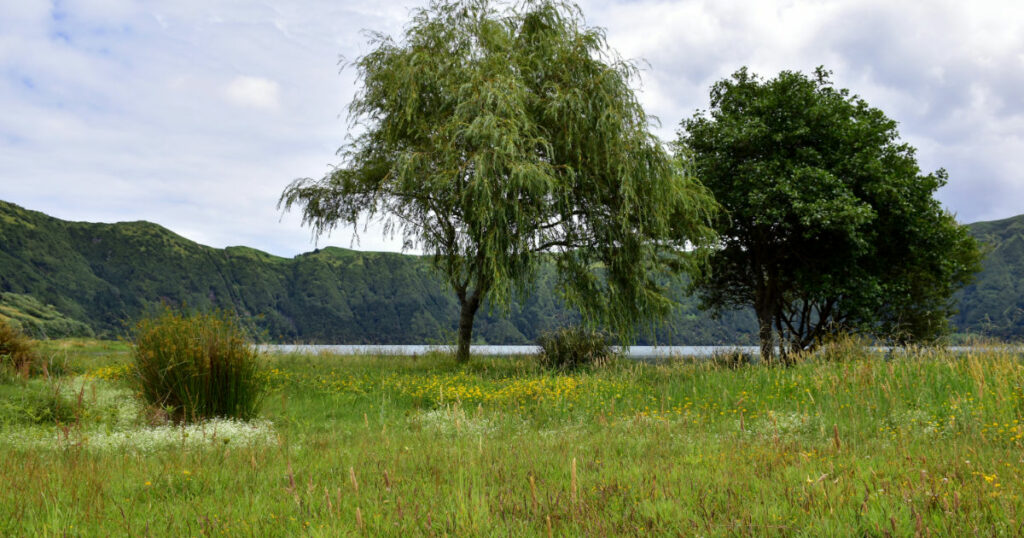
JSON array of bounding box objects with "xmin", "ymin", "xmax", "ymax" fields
[
  {"xmin": 0, "ymin": 318, "xmax": 39, "ymax": 377},
  {"xmin": 132, "ymin": 308, "xmax": 265, "ymax": 423},
  {"xmin": 536, "ymin": 326, "xmax": 615, "ymax": 371}
]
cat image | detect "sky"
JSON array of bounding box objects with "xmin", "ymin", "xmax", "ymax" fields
[{"xmin": 2, "ymin": 0, "xmax": 1022, "ymax": 257}]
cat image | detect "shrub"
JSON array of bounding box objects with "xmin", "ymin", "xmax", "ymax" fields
[
  {"xmin": 707, "ymin": 349, "xmax": 756, "ymax": 369},
  {"xmin": 535, "ymin": 326, "xmax": 615, "ymax": 371},
  {"xmin": 132, "ymin": 308, "xmax": 265, "ymax": 423},
  {"xmin": 0, "ymin": 318, "xmax": 40, "ymax": 376},
  {"xmin": 0, "ymin": 381, "xmax": 78, "ymax": 426}
]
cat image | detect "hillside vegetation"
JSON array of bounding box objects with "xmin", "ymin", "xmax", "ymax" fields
[
  {"xmin": 953, "ymin": 213, "xmax": 1024, "ymax": 339},
  {"xmin": 1, "ymin": 200, "xmax": 1019, "ymax": 342},
  {"xmin": 0, "ymin": 292, "xmax": 93, "ymax": 339},
  {"xmin": 0, "ymin": 201, "xmax": 754, "ymax": 343}
]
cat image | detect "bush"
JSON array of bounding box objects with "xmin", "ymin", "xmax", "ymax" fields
[
  {"xmin": 706, "ymin": 349, "xmax": 756, "ymax": 369},
  {"xmin": 0, "ymin": 381, "xmax": 78, "ymax": 426},
  {"xmin": 0, "ymin": 318, "xmax": 40, "ymax": 376},
  {"xmin": 132, "ymin": 308, "xmax": 265, "ymax": 423},
  {"xmin": 536, "ymin": 326, "xmax": 615, "ymax": 371}
]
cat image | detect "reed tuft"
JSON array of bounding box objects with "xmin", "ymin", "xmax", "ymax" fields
[
  {"xmin": 0, "ymin": 319, "xmax": 40, "ymax": 377},
  {"xmin": 535, "ymin": 326, "xmax": 615, "ymax": 371},
  {"xmin": 131, "ymin": 308, "xmax": 265, "ymax": 423}
]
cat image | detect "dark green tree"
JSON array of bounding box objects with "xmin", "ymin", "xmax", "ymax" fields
[
  {"xmin": 281, "ymin": 0, "xmax": 717, "ymax": 361},
  {"xmin": 678, "ymin": 67, "xmax": 982, "ymax": 363}
]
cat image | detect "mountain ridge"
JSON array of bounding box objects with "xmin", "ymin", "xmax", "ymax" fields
[{"xmin": 1, "ymin": 199, "xmax": 1019, "ymax": 342}]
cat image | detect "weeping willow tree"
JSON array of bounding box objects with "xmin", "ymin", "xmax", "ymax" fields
[{"xmin": 281, "ymin": 0, "xmax": 717, "ymax": 362}]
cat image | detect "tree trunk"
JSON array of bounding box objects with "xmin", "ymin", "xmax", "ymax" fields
[
  {"xmin": 756, "ymin": 303, "xmax": 774, "ymax": 365},
  {"xmin": 754, "ymin": 276, "xmax": 776, "ymax": 364},
  {"xmin": 455, "ymin": 292, "xmax": 481, "ymax": 363},
  {"xmin": 775, "ymin": 310, "xmax": 794, "ymax": 366}
]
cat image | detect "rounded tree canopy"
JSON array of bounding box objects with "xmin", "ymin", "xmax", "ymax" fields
[{"xmin": 679, "ymin": 67, "xmax": 981, "ymax": 356}]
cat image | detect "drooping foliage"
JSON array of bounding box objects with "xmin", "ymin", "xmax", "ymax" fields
[
  {"xmin": 0, "ymin": 200, "xmax": 757, "ymax": 346},
  {"xmin": 281, "ymin": 0, "xmax": 717, "ymax": 361},
  {"xmin": 679, "ymin": 67, "xmax": 982, "ymax": 363}
]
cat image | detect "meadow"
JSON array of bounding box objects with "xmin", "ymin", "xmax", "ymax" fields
[{"xmin": 2, "ymin": 339, "xmax": 1023, "ymax": 536}]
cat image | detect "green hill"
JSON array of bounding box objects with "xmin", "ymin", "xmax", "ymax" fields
[
  {"xmin": 0, "ymin": 292, "xmax": 94, "ymax": 339},
  {"xmin": 0, "ymin": 200, "xmax": 755, "ymax": 343},
  {"xmin": 3, "ymin": 199, "xmax": 1017, "ymax": 343},
  {"xmin": 954, "ymin": 214, "xmax": 1024, "ymax": 339}
]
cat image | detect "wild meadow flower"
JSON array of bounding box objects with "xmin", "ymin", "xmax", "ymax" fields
[{"xmin": 0, "ymin": 417, "xmax": 277, "ymax": 453}]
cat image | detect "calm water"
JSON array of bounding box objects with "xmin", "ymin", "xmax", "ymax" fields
[
  {"xmin": 258, "ymin": 344, "xmax": 1018, "ymax": 360},
  {"xmin": 260, "ymin": 344, "xmax": 760, "ymax": 360}
]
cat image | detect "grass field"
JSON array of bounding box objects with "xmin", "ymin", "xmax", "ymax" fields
[{"xmin": 2, "ymin": 339, "xmax": 1023, "ymax": 536}]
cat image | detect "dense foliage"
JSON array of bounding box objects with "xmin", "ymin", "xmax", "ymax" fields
[
  {"xmin": 679, "ymin": 67, "xmax": 983, "ymax": 362},
  {"xmin": 132, "ymin": 309, "xmax": 265, "ymax": 423},
  {"xmin": 0, "ymin": 293, "xmax": 93, "ymax": 339},
  {"xmin": 954, "ymin": 214, "xmax": 1024, "ymax": 339},
  {"xmin": 535, "ymin": 326, "xmax": 615, "ymax": 371},
  {"xmin": 0, "ymin": 379, "xmax": 78, "ymax": 425},
  {"xmin": 280, "ymin": 0, "xmax": 717, "ymax": 361},
  {"xmin": 0, "ymin": 318, "xmax": 38, "ymax": 376}
]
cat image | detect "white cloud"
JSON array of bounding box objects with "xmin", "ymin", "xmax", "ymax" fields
[
  {"xmin": 1, "ymin": 0, "xmax": 1023, "ymax": 257},
  {"xmin": 223, "ymin": 75, "xmax": 280, "ymax": 109},
  {"xmin": 577, "ymin": 0, "xmax": 1024, "ymax": 223},
  {"xmin": 57, "ymin": 0, "xmax": 140, "ymax": 22}
]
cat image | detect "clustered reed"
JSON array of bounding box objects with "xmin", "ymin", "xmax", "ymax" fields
[
  {"xmin": 132, "ymin": 308, "xmax": 265, "ymax": 423},
  {"xmin": 535, "ymin": 326, "xmax": 615, "ymax": 371},
  {"xmin": 0, "ymin": 318, "xmax": 39, "ymax": 377}
]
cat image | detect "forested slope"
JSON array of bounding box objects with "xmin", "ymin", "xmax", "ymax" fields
[
  {"xmin": 954, "ymin": 213, "xmax": 1024, "ymax": 339},
  {"xmin": 4, "ymin": 200, "xmax": 1017, "ymax": 342},
  {"xmin": 0, "ymin": 201, "xmax": 755, "ymax": 343}
]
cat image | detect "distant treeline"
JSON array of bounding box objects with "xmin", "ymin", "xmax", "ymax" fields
[{"xmin": 0, "ymin": 200, "xmax": 1019, "ymax": 342}]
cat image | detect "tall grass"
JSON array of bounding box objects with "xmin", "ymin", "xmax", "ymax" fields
[
  {"xmin": 0, "ymin": 318, "xmax": 39, "ymax": 377},
  {"xmin": 2, "ymin": 341, "xmax": 1024, "ymax": 535},
  {"xmin": 535, "ymin": 326, "xmax": 615, "ymax": 371},
  {"xmin": 132, "ymin": 309, "xmax": 265, "ymax": 423}
]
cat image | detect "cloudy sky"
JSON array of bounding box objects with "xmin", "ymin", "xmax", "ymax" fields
[{"xmin": 2, "ymin": 0, "xmax": 1022, "ymax": 257}]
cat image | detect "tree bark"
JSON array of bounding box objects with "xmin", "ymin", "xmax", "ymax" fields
[
  {"xmin": 756, "ymin": 302, "xmax": 774, "ymax": 365},
  {"xmin": 775, "ymin": 311, "xmax": 796, "ymax": 366},
  {"xmin": 754, "ymin": 276, "xmax": 776, "ymax": 365},
  {"xmin": 455, "ymin": 291, "xmax": 481, "ymax": 363}
]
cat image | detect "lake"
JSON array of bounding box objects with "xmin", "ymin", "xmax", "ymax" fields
[
  {"xmin": 258, "ymin": 344, "xmax": 1019, "ymax": 360},
  {"xmin": 260, "ymin": 344, "xmax": 760, "ymax": 360}
]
